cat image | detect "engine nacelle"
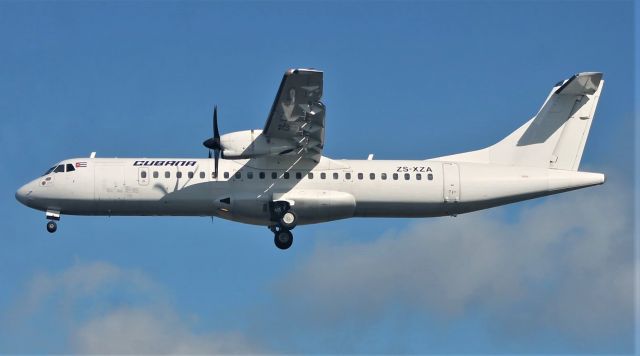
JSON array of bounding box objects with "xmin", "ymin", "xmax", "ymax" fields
[{"xmin": 220, "ymin": 130, "xmax": 295, "ymax": 159}]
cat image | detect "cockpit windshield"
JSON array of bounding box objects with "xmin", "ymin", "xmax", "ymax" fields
[
  {"xmin": 43, "ymin": 163, "xmax": 75, "ymax": 176},
  {"xmin": 43, "ymin": 166, "xmax": 56, "ymax": 176}
]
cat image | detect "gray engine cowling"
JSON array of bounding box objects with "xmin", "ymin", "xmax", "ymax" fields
[{"xmin": 220, "ymin": 130, "xmax": 296, "ymax": 159}]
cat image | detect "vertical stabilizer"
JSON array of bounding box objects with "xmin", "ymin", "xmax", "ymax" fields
[{"xmin": 434, "ymin": 72, "xmax": 604, "ymax": 171}]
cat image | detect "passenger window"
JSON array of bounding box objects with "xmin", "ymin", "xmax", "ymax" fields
[
  {"xmin": 200, "ymin": 171, "xmax": 205, "ymax": 179},
  {"xmin": 188, "ymin": 172, "xmax": 194, "ymax": 179},
  {"xmin": 165, "ymin": 171, "xmax": 170, "ymax": 178},
  {"xmin": 333, "ymin": 172, "xmax": 339, "ymax": 180},
  {"xmin": 381, "ymin": 173, "xmax": 387, "ymax": 180},
  {"xmin": 212, "ymin": 172, "xmax": 217, "ymax": 179},
  {"xmin": 320, "ymin": 172, "xmax": 326, "ymax": 179},
  {"xmin": 54, "ymin": 165, "xmax": 65, "ymax": 173},
  {"xmin": 296, "ymin": 172, "xmax": 302, "ymax": 179},
  {"xmin": 370, "ymin": 173, "xmax": 375, "ymax": 180},
  {"xmin": 428, "ymin": 173, "xmax": 433, "ymax": 181},
  {"xmin": 308, "ymin": 173, "xmax": 314, "ymax": 179},
  {"xmin": 66, "ymin": 164, "xmax": 75, "ymax": 172},
  {"xmin": 404, "ymin": 173, "xmax": 410, "ymax": 180},
  {"xmin": 247, "ymin": 172, "xmax": 254, "ymax": 179},
  {"xmin": 259, "ymin": 172, "xmax": 265, "ymax": 179},
  {"xmin": 224, "ymin": 172, "xmax": 230, "ymax": 179},
  {"xmin": 416, "ymin": 173, "xmax": 422, "ymax": 180},
  {"xmin": 141, "ymin": 171, "xmax": 147, "ymax": 179},
  {"xmin": 357, "ymin": 173, "xmax": 363, "ymax": 180},
  {"xmin": 393, "ymin": 173, "xmax": 398, "ymax": 180},
  {"xmin": 345, "ymin": 173, "xmax": 351, "ymax": 180},
  {"xmin": 283, "ymin": 172, "xmax": 290, "ymax": 179},
  {"xmin": 177, "ymin": 171, "xmax": 182, "ymax": 178},
  {"xmin": 234, "ymin": 172, "xmax": 241, "ymax": 179},
  {"xmin": 271, "ymin": 172, "xmax": 277, "ymax": 179},
  {"xmin": 153, "ymin": 171, "xmax": 159, "ymax": 178}
]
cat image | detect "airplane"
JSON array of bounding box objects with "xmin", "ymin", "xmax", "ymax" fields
[{"xmin": 16, "ymin": 69, "xmax": 605, "ymax": 250}]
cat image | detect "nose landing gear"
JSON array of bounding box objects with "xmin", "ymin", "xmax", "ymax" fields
[{"xmin": 45, "ymin": 210, "xmax": 60, "ymax": 234}]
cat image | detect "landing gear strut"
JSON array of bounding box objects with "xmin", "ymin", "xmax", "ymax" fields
[{"xmin": 269, "ymin": 201, "xmax": 298, "ymax": 250}]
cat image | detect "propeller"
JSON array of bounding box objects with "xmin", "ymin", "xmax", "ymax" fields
[{"xmin": 203, "ymin": 106, "xmax": 222, "ymax": 178}]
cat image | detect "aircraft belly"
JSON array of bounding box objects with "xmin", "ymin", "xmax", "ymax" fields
[
  {"xmin": 350, "ymin": 178, "xmax": 446, "ymax": 218},
  {"xmin": 353, "ymin": 193, "xmax": 447, "ymax": 218}
]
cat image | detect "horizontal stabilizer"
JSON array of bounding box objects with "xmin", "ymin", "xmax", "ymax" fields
[{"xmin": 555, "ymin": 72, "xmax": 602, "ymax": 95}]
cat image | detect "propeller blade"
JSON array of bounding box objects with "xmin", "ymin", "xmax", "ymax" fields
[
  {"xmin": 203, "ymin": 106, "xmax": 222, "ymax": 150},
  {"xmin": 213, "ymin": 105, "xmax": 220, "ymax": 142},
  {"xmin": 214, "ymin": 148, "xmax": 220, "ymax": 178},
  {"xmin": 204, "ymin": 105, "xmax": 222, "ymax": 180}
]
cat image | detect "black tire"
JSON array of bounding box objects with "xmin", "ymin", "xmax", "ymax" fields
[
  {"xmin": 46, "ymin": 221, "xmax": 57, "ymax": 233},
  {"xmin": 279, "ymin": 210, "xmax": 297, "ymax": 230},
  {"xmin": 274, "ymin": 229, "xmax": 293, "ymax": 250}
]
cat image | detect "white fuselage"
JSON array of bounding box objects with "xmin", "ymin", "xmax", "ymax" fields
[{"xmin": 16, "ymin": 155, "xmax": 604, "ymax": 226}]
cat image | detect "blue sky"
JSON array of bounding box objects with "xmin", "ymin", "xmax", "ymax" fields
[{"xmin": 0, "ymin": 1, "xmax": 635, "ymax": 354}]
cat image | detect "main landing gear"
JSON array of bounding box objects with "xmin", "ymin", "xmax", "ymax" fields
[{"xmin": 270, "ymin": 201, "xmax": 298, "ymax": 250}]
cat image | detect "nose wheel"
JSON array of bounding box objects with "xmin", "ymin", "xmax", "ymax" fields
[{"xmin": 46, "ymin": 221, "xmax": 57, "ymax": 233}]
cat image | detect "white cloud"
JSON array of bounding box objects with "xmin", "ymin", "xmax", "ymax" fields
[
  {"xmin": 275, "ymin": 178, "xmax": 635, "ymax": 351},
  {"xmin": 72, "ymin": 307, "xmax": 258, "ymax": 354},
  {"xmin": 19, "ymin": 261, "xmax": 158, "ymax": 317},
  {"xmin": 10, "ymin": 261, "xmax": 263, "ymax": 354}
]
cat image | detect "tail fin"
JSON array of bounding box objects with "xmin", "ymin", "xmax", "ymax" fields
[{"xmin": 435, "ymin": 72, "xmax": 604, "ymax": 171}]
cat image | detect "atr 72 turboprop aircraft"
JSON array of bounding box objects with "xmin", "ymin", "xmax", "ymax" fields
[{"xmin": 16, "ymin": 69, "xmax": 605, "ymax": 249}]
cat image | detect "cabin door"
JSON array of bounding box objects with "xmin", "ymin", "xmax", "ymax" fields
[{"xmin": 443, "ymin": 163, "xmax": 460, "ymax": 203}]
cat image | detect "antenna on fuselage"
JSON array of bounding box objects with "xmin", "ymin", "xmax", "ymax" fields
[{"xmin": 90, "ymin": 152, "xmax": 96, "ymax": 158}]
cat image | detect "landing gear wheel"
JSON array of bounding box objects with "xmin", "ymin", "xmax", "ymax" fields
[
  {"xmin": 274, "ymin": 229, "xmax": 293, "ymax": 250},
  {"xmin": 279, "ymin": 210, "xmax": 297, "ymax": 230},
  {"xmin": 46, "ymin": 221, "xmax": 57, "ymax": 233}
]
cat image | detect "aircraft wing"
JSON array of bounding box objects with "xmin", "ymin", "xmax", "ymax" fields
[{"xmin": 263, "ymin": 69, "xmax": 325, "ymax": 161}]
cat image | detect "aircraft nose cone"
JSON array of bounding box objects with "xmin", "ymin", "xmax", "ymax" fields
[{"xmin": 15, "ymin": 184, "xmax": 32, "ymax": 206}]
